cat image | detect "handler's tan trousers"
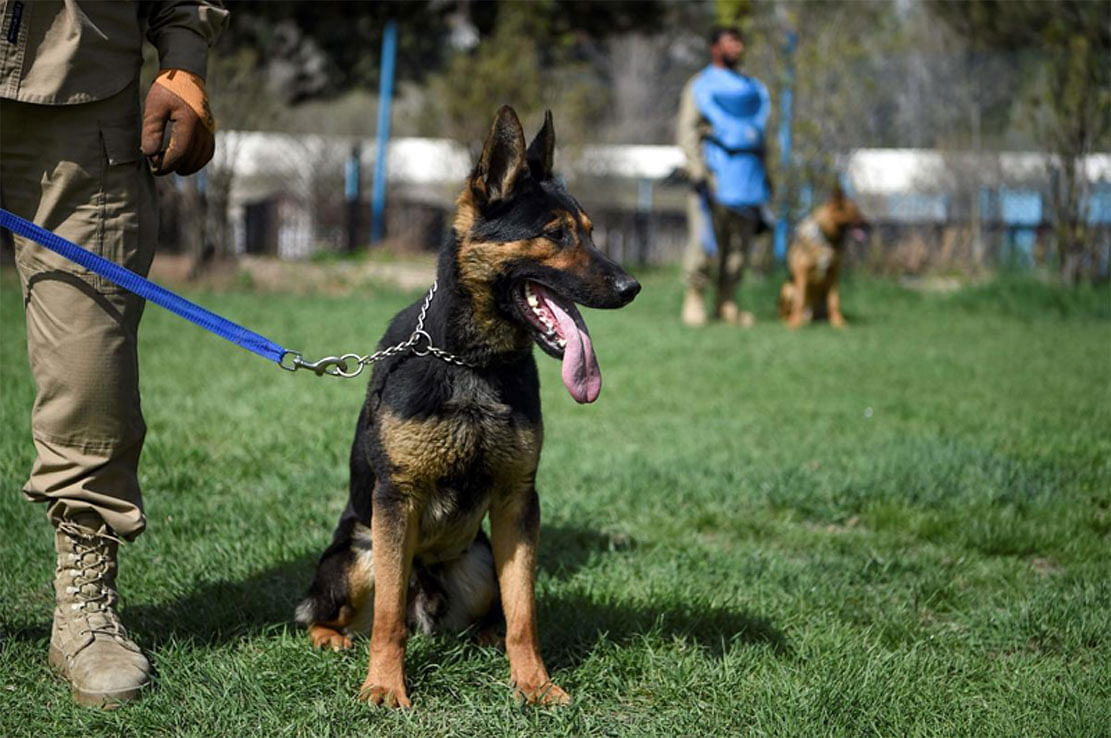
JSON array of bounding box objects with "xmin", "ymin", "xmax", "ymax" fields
[
  {"xmin": 681, "ymin": 191, "xmax": 757, "ymax": 305},
  {"xmin": 2, "ymin": 81, "xmax": 155, "ymax": 540}
]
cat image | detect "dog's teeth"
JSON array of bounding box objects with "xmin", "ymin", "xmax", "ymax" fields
[
  {"xmin": 524, "ymin": 283, "xmax": 561, "ymax": 338},
  {"xmin": 535, "ymin": 308, "xmax": 553, "ymax": 329},
  {"xmin": 557, "ymin": 337, "xmax": 566, "ymax": 348}
]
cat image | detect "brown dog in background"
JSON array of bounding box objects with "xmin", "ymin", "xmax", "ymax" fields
[{"xmin": 779, "ymin": 186, "xmax": 868, "ymax": 328}]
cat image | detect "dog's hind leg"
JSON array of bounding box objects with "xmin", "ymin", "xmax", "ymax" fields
[
  {"xmin": 787, "ymin": 271, "xmax": 809, "ymax": 328},
  {"xmin": 410, "ymin": 530, "xmax": 500, "ymax": 637},
  {"xmin": 778, "ymin": 282, "xmax": 794, "ymax": 320},
  {"xmin": 827, "ymin": 277, "xmax": 846, "ymax": 328},
  {"xmin": 298, "ymin": 415, "xmax": 381, "ymax": 650},
  {"xmin": 445, "ymin": 531, "xmax": 501, "ymax": 643},
  {"xmin": 296, "ymin": 517, "xmax": 376, "ymax": 651}
]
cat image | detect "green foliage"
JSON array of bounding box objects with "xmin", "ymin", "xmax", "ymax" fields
[
  {"xmin": 211, "ymin": 1, "xmax": 455, "ymax": 96},
  {"xmin": 714, "ymin": 0, "xmax": 755, "ymax": 29},
  {"xmin": 928, "ymin": 0, "xmax": 1111, "ymax": 282},
  {"xmin": 1, "ymin": 268, "xmax": 1108, "ymax": 734},
  {"xmin": 419, "ymin": 2, "xmax": 607, "ymax": 150},
  {"xmin": 421, "ymin": 4, "xmax": 545, "ymax": 150},
  {"xmin": 211, "ymin": 1, "xmax": 669, "ymax": 109},
  {"xmin": 780, "ymin": 1, "xmax": 905, "ymax": 185}
]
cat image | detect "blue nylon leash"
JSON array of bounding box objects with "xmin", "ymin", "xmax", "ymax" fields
[
  {"xmin": 1, "ymin": 207, "xmax": 463, "ymax": 378},
  {"xmin": 697, "ymin": 187, "xmax": 718, "ymax": 256},
  {"xmin": 0, "ymin": 207, "xmax": 291, "ymax": 365}
]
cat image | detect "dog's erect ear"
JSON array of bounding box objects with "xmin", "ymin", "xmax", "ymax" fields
[
  {"xmin": 526, "ymin": 110, "xmax": 555, "ymax": 181},
  {"xmin": 471, "ymin": 105, "xmax": 528, "ymax": 207}
]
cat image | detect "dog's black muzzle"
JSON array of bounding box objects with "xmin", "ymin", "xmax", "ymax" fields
[
  {"xmin": 612, "ymin": 272, "xmax": 641, "ymax": 306},
  {"xmin": 574, "ymin": 247, "xmax": 640, "ymax": 309}
]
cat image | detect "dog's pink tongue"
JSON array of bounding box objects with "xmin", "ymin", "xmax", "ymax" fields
[{"xmin": 545, "ymin": 296, "xmax": 601, "ymax": 404}]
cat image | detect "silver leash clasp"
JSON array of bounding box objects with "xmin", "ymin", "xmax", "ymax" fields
[{"xmin": 278, "ymin": 350, "xmax": 365, "ymax": 378}]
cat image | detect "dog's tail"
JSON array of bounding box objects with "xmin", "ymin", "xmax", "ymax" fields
[{"xmin": 293, "ymin": 594, "xmax": 328, "ymax": 626}]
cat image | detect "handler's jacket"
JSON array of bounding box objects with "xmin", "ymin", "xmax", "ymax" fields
[
  {"xmin": 0, "ymin": 0, "xmax": 227, "ymax": 103},
  {"xmin": 676, "ymin": 74, "xmax": 711, "ymax": 186},
  {"xmin": 692, "ymin": 65, "xmax": 770, "ymax": 208}
]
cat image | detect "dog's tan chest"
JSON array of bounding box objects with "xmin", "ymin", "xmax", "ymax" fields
[
  {"xmin": 812, "ymin": 244, "xmax": 836, "ymax": 280},
  {"xmin": 377, "ymin": 387, "xmax": 541, "ymax": 561},
  {"xmin": 790, "ymin": 218, "xmax": 839, "ymax": 283},
  {"xmin": 379, "ymin": 405, "xmax": 540, "ymax": 489}
]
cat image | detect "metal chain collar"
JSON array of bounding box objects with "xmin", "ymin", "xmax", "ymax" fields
[{"xmin": 278, "ymin": 280, "xmax": 476, "ymax": 378}]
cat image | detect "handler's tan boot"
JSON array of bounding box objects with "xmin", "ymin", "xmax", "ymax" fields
[
  {"xmin": 718, "ymin": 300, "xmax": 755, "ymax": 328},
  {"xmin": 681, "ymin": 287, "xmax": 708, "ymax": 326},
  {"xmin": 49, "ymin": 514, "xmax": 151, "ymax": 708}
]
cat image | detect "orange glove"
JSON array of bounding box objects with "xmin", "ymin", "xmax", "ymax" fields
[{"xmin": 141, "ymin": 69, "xmax": 216, "ymax": 176}]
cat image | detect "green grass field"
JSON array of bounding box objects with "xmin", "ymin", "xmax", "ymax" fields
[{"xmin": 1, "ymin": 266, "xmax": 1109, "ymax": 736}]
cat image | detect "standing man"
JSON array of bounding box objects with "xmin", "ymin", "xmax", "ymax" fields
[
  {"xmin": 1, "ymin": 0, "xmax": 227, "ymax": 707},
  {"xmin": 677, "ymin": 26, "xmax": 770, "ymax": 327}
]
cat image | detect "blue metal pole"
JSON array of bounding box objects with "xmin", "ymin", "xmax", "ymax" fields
[
  {"xmin": 345, "ymin": 144, "xmax": 362, "ymax": 251},
  {"xmin": 773, "ymin": 30, "xmax": 797, "ymax": 263},
  {"xmin": 370, "ymin": 19, "xmax": 398, "ymax": 245}
]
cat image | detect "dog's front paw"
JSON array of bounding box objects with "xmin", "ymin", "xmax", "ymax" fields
[
  {"xmin": 308, "ymin": 625, "xmax": 353, "ymax": 651},
  {"xmin": 514, "ymin": 679, "xmax": 570, "ymax": 706},
  {"xmin": 830, "ymin": 314, "xmax": 847, "ymax": 328},
  {"xmin": 358, "ymin": 680, "xmax": 411, "ymax": 709}
]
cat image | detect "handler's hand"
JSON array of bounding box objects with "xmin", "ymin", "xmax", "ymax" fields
[{"xmin": 141, "ymin": 70, "xmax": 215, "ymax": 176}]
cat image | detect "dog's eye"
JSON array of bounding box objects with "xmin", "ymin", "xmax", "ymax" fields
[{"xmin": 545, "ymin": 227, "xmax": 565, "ymax": 243}]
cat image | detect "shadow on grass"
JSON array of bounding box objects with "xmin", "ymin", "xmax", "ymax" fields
[
  {"xmin": 111, "ymin": 525, "xmax": 616, "ymax": 647},
  {"xmin": 124, "ymin": 554, "xmax": 319, "ymax": 647},
  {"xmin": 540, "ymin": 596, "xmax": 789, "ymax": 668},
  {"xmin": 537, "ymin": 524, "xmax": 636, "ymax": 576},
  {"xmin": 2, "ymin": 553, "xmax": 314, "ymax": 649},
  {"xmin": 2, "ymin": 621, "xmax": 49, "ymax": 644},
  {"xmin": 540, "ymin": 525, "xmax": 789, "ymax": 662},
  {"xmin": 5, "ymin": 525, "xmax": 787, "ymax": 662}
]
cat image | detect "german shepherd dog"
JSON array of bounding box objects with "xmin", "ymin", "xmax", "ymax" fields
[
  {"xmin": 778, "ymin": 186, "xmax": 868, "ymax": 328},
  {"xmin": 295, "ymin": 107, "xmax": 640, "ymax": 708}
]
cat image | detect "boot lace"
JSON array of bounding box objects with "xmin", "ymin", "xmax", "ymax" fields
[{"xmin": 56, "ymin": 521, "xmax": 129, "ymax": 641}]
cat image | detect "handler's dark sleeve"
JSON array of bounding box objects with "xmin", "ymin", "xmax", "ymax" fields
[{"xmin": 142, "ymin": 0, "xmax": 229, "ymax": 80}]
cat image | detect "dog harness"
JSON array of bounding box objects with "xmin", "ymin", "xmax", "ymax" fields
[{"xmin": 795, "ymin": 216, "xmax": 836, "ymax": 277}]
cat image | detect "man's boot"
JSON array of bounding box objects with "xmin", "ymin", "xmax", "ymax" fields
[
  {"xmin": 681, "ymin": 287, "xmax": 708, "ymax": 326},
  {"xmin": 50, "ymin": 513, "xmax": 151, "ymax": 708},
  {"xmin": 718, "ymin": 300, "xmax": 755, "ymax": 328}
]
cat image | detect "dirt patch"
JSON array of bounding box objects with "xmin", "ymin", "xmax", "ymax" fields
[
  {"xmin": 898, "ymin": 275, "xmax": 967, "ymax": 292},
  {"xmin": 804, "ymin": 515, "xmax": 863, "ymax": 535},
  {"xmin": 1029, "ymin": 557, "xmax": 1061, "ymax": 577},
  {"xmin": 149, "ymin": 253, "xmax": 436, "ymax": 295}
]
